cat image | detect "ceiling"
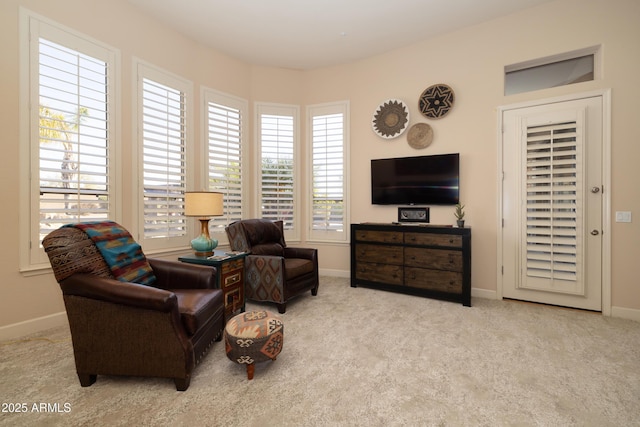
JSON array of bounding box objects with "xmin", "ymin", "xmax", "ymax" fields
[{"xmin": 126, "ymin": 0, "xmax": 554, "ymax": 70}]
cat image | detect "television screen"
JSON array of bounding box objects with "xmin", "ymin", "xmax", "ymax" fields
[{"xmin": 371, "ymin": 153, "xmax": 459, "ymax": 205}]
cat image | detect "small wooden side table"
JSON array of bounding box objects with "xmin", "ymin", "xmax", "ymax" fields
[{"xmin": 179, "ymin": 250, "xmax": 247, "ymax": 321}]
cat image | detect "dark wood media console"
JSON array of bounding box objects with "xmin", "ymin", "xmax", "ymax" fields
[{"xmin": 350, "ymin": 223, "xmax": 471, "ymax": 306}]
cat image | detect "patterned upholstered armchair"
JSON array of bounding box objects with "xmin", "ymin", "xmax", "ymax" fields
[
  {"xmin": 42, "ymin": 221, "xmax": 225, "ymax": 391},
  {"xmin": 225, "ymin": 219, "xmax": 319, "ymax": 313}
]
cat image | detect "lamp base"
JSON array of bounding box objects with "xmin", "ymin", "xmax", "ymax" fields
[
  {"xmin": 191, "ymin": 218, "xmax": 218, "ymax": 256},
  {"xmin": 194, "ymin": 250, "xmax": 215, "ymax": 257},
  {"xmin": 191, "ymin": 234, "xmax": 218, "ymax": 256}
]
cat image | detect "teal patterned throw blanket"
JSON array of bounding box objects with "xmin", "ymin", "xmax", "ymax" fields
[{"xmin": 65, "ymin": 221, "xmax": 156, "ymax": 286}]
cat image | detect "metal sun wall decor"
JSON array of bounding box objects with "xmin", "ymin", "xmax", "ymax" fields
[
  {"xmin": 372, "ymin": 99, "xmax": 410, "ymax": 139},
  {"xmin": 419, "ymin": 84, "xmax": 455, "ymax": 119}
]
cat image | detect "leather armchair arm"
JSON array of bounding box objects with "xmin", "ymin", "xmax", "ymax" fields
[
  {"xmin": 148, "ymin": 258, "xmax": 217, "ymax": 290},
  {"xmin": 284, "ymin": 247, "xmax": 317, "ymax": 261},
  {"xmin": 60, "ymin": 274, "xmax": 177, "ymax": 312}
]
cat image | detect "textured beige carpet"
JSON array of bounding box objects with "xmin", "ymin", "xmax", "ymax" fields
[{"xmin": 1, "ymin": 276, "xmax": 639, "ymax": 426}]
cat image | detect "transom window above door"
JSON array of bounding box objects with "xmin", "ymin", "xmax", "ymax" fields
[{"xmin": 504, "ymin": 46, "xmax": 599, "ymax": 95}]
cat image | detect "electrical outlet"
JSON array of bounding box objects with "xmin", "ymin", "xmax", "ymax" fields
[{"xmin": 615, "ymin": 211, "xmax": 632, "ymax": 223}]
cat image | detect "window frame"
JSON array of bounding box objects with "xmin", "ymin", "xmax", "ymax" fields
[
  {"xmin": 201, "ymin": 87, "xmax": 249, "ymax": 244},
  {"xmin": 255, "ymin": 102, "xmax": 300, "ymax": 243},
  {"xmin": 19, "ymin": 9, "xmax": 121, "ymax": 271},
  {"xmin": 133, "ymin": 59, "xmax": 194, "ymax": 253},
  {"xmin": 307, "ymin": 101, "xmax": 350, "ymax": 243}
]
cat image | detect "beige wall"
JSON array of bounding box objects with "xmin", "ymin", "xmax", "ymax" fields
[
  {"xmin": 2, "ymin": 0, "xmax": 639, "ymax": 337},
  {"xmin": 307, "ymin": 0, "xmax": 640, "ymax": 316},
  {"xmin": 0, "ymin": 0, "xmax": 259, "ymax": 336}
]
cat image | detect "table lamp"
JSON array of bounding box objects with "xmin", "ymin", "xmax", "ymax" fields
[{"xmin": 185, "ymin": 191, "xmax": 223, "ymax": 255}]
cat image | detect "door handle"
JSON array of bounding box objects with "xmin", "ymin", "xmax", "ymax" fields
[
  {"xmin": 591, "ymin": 230, "xmax": 599, "ymax": 236},
  {"xmin": 591, "ymin": 186, "xmax": 600, "ymax": 193}
]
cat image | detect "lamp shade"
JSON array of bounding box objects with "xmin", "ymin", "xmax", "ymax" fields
[{"xmin": 185, "ymin": 191, "xmax": 223, "ymax": 217}]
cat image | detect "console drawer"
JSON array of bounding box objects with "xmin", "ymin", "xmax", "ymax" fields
[
  {"xmin": 354, "ymin": 230, "xmax": 403, "ymax": 244},
  {"xmin": 404, "ymin": 247, "xmax": 462, "ymax": 272},
  {"xmin": 405, "ymin": 232, "xmax": 462, "ymax": 248},
  {"xmin": 222, "ymin": 271, "xmax": 242, "ymax": 289},
  {"xmin": 405, "ymin": 267, "xmax": 462, "ymax": 293},
  {"xmin": 221, "ymin": 258, "xmax": 244, "ymax": 273},
  {"xmin": 355, "ymin": 262, "xmax": 403, "ymax": 285},
  {"xmin": 355, "ymin": 243, "xmax": 403, "ymax": 265}
]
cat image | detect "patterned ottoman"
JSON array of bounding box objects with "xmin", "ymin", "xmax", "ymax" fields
[{"xmin": 223, "ymin": 310, "xmax": 284, "ymax": 380}]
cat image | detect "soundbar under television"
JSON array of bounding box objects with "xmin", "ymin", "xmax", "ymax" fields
[{"xmin": 371, "ymin": 153, "xmax": 459, "ymax": 205}]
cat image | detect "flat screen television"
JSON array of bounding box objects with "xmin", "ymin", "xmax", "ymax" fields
[{"xmin": 371, "ymin": 153, "xmax": 459, "ymax": 205}]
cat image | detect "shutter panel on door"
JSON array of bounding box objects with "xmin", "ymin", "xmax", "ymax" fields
[{"xmin": 522, "ymin": 120, "xmax": 584, "ymax": 294}]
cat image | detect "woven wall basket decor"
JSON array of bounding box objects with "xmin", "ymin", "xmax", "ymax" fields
[
  {"xmin": 419, "ymin": 84, "xmax": 455, "ymax": 119},
  {"xmin": 407, "ymin": 123, "xmax": 433, "ymax": 149},
  {"xmin": 372, "ymin": 99, "xmax": 410, "ymax": 139}
]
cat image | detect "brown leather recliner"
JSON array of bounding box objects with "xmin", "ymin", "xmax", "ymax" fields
[
  {"xmin": 225, "ymin": 219, "xmax": 319, "ymax": 313},
  {"xmin": 42, "ymin": 223, "xmax": 225, "ymax": 391}
]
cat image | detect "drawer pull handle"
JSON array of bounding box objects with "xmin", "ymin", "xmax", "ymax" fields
[{"xmin": 224, "ymin": 274, "xmax": 241, "ymax": 286}]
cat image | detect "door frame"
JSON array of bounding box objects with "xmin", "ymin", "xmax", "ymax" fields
[{"xmin": 496, "ymin": 89, "xmax": 612, "ymax": 315}]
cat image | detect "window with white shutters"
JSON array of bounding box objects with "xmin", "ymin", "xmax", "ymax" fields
[
  {"xmin": 524, "ymin": 121, "xmax": 582, "ymax": 285},
  {"xmin": 204, "ymin": 89, "xmax": 248, "ymax": 236},
  {"xmin": 308, "ymin": 102, "xmax": 349, "ymax": 242},
  {"xmin": 25, "ymin": 13, "xmax": 118, "ymax": 267},
  {"xmin": 136, "ymin": 62, "xmax": 192, "ymax": 250},
  {"xmin": 257, "ymin": 104, "xmax": 299, "ymax": 240}
]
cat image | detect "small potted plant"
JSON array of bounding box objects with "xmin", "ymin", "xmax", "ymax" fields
[{"xmin": 454, "ymin": 203, "xmax": 465, "ymax": 228}]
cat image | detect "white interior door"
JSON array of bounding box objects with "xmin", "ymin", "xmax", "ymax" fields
[{"xmin": 501, "ymin": 96, "xmax": 603, "ymax": 311}]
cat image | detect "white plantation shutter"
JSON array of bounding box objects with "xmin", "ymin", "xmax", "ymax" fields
[
  {"xmin": 259, "ymin": 110, "xmax": 296, "ymax": 230},
  {"xmin": 309, "ymin": 102, "xmax": 349, "ymax": 242},
  {"xmin": 205, "ymin": 94, "xmax": 247, "ymax": 233},
  {"xmin": 30, "ymin": 16, "xmax": 119, "ymax": 270},
  {"xmin": 141, "ymin": 77, "xmax": 187, "ymax": 240},
  {"xmin": 523, "ymin": 121, "xmax": 582, "ymax": 288}
]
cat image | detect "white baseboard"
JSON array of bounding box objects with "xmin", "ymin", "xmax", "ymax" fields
[
  {"xmin": 0, "ymin": 312, "xmax": 68, "ymax": 341},
  {"xmin": 611, "ymin": 306, "xmax": 640, "ymax": 322},
  {"xmin": 472, "ymin": 287, "xmax": 497, "ymax": 300},
  {"xmin": 319, "ymin": 268, "xmax": 350, "ymax": 278}
]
